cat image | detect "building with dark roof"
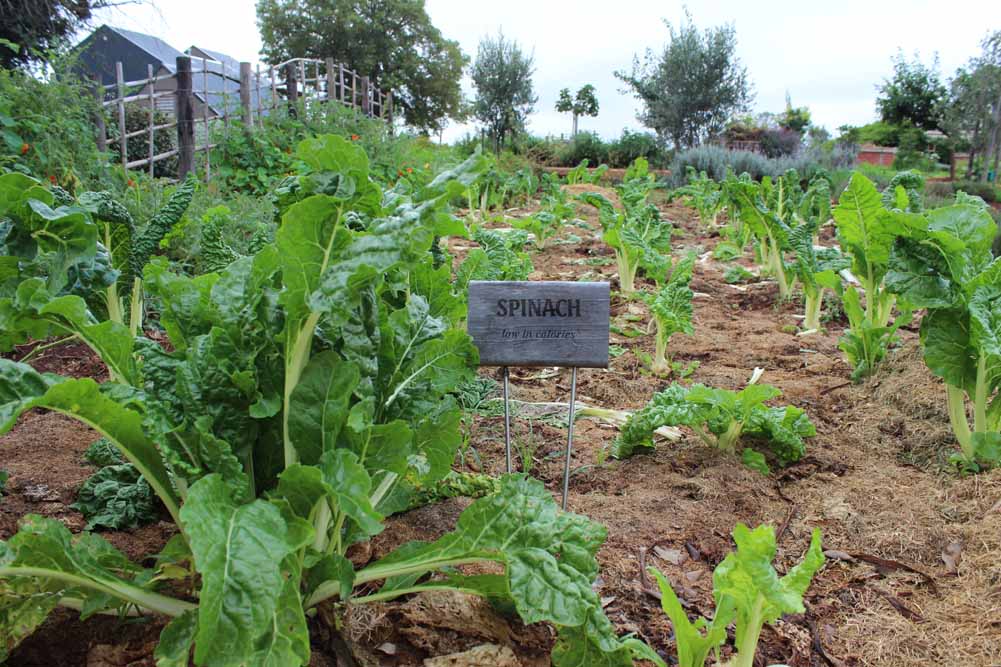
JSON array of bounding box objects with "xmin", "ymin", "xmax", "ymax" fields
[{"xmin": 74, "ymin": 25, "xmax": 273, "ymax": 119}]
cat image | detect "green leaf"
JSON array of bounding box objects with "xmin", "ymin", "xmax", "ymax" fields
[
  {"xmin": 71, "ymin": 464, "xmax": 156, "ymax": 531},
  {"xmin": 713, "ymin": 524, "xmax": 824, "ymax": 660},
  {"xmin": 0, "ymin": 362, "xmax": 180, "ymax": 525},
  {"xmin": 287, "ymin": 351, "xmax": 360, "ymax": 465},
  {"xmin": 649, "ymin": 568, "xmax": 728, "ymax": 667},
  {"xmin": 155, "ymin": 610, "xmax": 198, "ymax": 667},
  {"xmin": 180, "ymin": 475, "xmax": 310, "ymax": 667}
]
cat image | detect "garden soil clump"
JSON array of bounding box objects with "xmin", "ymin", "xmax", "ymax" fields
[{"xmin": 3, "ymin": 197, "xmax": 1000, "ymax": 665}]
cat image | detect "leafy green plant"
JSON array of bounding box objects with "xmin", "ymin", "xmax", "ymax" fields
[
  {"xmin": 884, "ymin": 195, "xmax": 1001, "ymax": 470},
  {"xmin": 456, "ymin": 228, "xmax": 534, "ymax": 289},
  {"xmin": 511, "ymin": 211, "xmax": 559, "ymax": 249},
  {"xmin": 644, "ymin": 252, "xmax": 696, "ymax": 375},
  {"xmin": 72, "ymin": 464, "xmax": 157, "ymax": 531},
  {"xmin": 674, "ymin": 167, "xmax": 723, "ymax": 226},
  {"xmin": 612, "ymin": 370, "xmax": 814, "ymax": 472},
  {"xmin": 0, "ymin": 469, "xmax": 7, "ymax": 499},
  {"xmin": 724, "ymin": 174, "xmax": 797, "ymax": 298},
  {"xmin": 723, "ymin": 265, "xmax": 756, "ymax": 284},
  {"xmin": 650, "ymin": 523, "xmax": 824, "ymax": 667},
  {"xmin": 787, "ymin": 216, "xmax": 847, "ymax": 331},
  {"xmin": 0, "ymin": 136, "xmax": 657, "ymax": 666},
  {"xmin": 832, "ymin": 172, "xmax": 913, "ymax": 379},
  {"xmin": 579, "ymin": 159, "xmax": 670, "ymax": 293},
  {"xmin": 565, "ymin": 158, "xmax": 608, "ymax": 185}
]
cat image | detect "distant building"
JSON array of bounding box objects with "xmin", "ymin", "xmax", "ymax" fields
[{"xmin": 74, "ymin": 25, "xmax": 272, "ymax": 119}]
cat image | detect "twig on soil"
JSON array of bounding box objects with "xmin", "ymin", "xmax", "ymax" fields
[
  {"xmin": 637, "ymin": 547, "xmax": 662, "ymax": 602},
  {"xmin": 808, "ymin": 615, "xmax": 846, "ymax": 667},
  {"xmin": 775, "ymin": 505, "xmax": 797, "ymax": 543},
  {"xmin": 871, "ymin": 586, "xmax": 924, "ymax": 622},
  {"xmin": 850, "ymin": 553, "xmax": 938, "ymax": 595},
  {"xmin": 820, "ymin": 381, "xmax": 853, "ymax": 396}
]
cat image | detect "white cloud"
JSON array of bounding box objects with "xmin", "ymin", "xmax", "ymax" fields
[{"xmin": 94, "ymin": 0, "xmax": 1001, "ymax": 143}]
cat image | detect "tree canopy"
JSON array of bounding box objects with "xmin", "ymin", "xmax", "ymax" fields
[
  {"xmin": 256, "ymin": 0, "xmax": 466, "ymax": 134},
  {"xmin": 876, "ymin": 51, "xmax": 947, "ymax": 131},
  {"xmin": 616, "ymin": 11, "xmax": 752, "ymax": 150},
  {"xmin": 1, "ymin": 0, "xmax": 127, "ymax": 68},
  {"xmin": 555, "ymin": 84, "xmax": 599, "ymax": 136},
  {"xmin": 471, "ymin": 31, "xmax": 537, "ymax": 151}
]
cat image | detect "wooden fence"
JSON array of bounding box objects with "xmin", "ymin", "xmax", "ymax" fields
[{"xmin": 97, "ymin": 55, "xmax": 393, "ymax": 180}]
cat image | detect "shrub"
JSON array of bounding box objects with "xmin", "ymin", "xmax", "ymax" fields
[
  {"xmin": 607, "ymin": 129, "xmax": 664, "ymax": 168},
  {"xmin": 0, "ymin": 64, "xmax": 108, "ymax": 190},
  {"xmin": 759, "ymin": 128, "xmax": 801, "ymax": 158},
  {"xmin": 557, "ymin": 131, "xmax": 609, "ymax": 166}
]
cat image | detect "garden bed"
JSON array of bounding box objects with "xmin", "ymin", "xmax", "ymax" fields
[{"xmin": 3, "ymin": 198, "xmax": 999, "ymax": 666}]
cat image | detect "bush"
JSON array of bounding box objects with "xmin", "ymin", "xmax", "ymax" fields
[
  {"xmin": 607, "ymin": 129, "xmax": 664, "ymax": 168},
  {"xmin": 557, "ymin": 132, "xmax": 609, "ymax": 166},
  {"xmin": 0, "ymin": 64, "xmax": 108, "ymax": 190},
  {"xmin": 759, "ymin": 128, "xmax": 801, "ymax": 158}
]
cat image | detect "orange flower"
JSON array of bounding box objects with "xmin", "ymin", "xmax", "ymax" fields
[
  {"xmin": 406, "ymin": 167, "xmax": 413, "ymax": 174},
  {"xmin": 20, "ymin": 143, "xmax": 29, "ymax": 155},
  {"xmin": 351, "ymin": 134, "xmax": 359, "ymax": 141},
  {"xmin": 48, "ymin": 175, "xmax": 57, "ymax": 184},
  {"xmin": 127, "ymin": 178, "xmax": 136, "ymax": 188}
]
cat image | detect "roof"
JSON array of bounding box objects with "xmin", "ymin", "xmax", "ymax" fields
[
  {"xmin": 107, "ymin": 25, "xmax": 186, "ymax": 72},
  {"xmin": 188, "ymin": 45, "xmax": 241, "ymax": 72}
]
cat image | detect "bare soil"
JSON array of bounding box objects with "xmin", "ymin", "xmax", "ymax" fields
[{"xmin": 3, "ymin": 197, "xmax": 1000, "ymax": 666}]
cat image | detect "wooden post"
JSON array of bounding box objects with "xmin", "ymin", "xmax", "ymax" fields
[
  {"xmin": 324, "ymin": 57, "xmax": 336, "ymax": 103},
  {"xmin": 299, "ymin": 60, "xmax": 307, "ymax": 102},
  {"xmin": 255, "ymin": 64, "xmax": 262, "ymax": 127},
  {"xmin": 147, "ymin": 63, "xmax": 155, "ymax": 177},
  {"xmin": 386, "ymin": 91, "xmax": 393, "ymax": 134},
  {"xmin": 285, "ymin": 62, "xmax": 298, "ymax": 117},
  {"xmin": 269, "ymin": 66, "xmax": 277, "ymax": 113},
  {"xmin": 360, "ymin": 75, "xmax": 370, "ymax": 116},
  {"xmin": 201, "ymin": 57, "xmax": 210, "ymax": 178},
  {"xmin": 175, "ymin": 56, "xmax": 195, "ymax": 180},
  {"xmin": 115, "ymin": 61, "xmax": 127, "ymax": 170},
  {"xmin": 338, "ymin": 63, "xmax": 344, "ymax": 103},
  {"xmin": 240, "ymin": 62, "xmax": 252, "ymax": 129},
  {"xmin": 351, "ymin": 71, "xmax": 356, "ymax": 111},
  {"xmin": 92, "ymin": 76, "xmax": 107, "ymax": 153}
]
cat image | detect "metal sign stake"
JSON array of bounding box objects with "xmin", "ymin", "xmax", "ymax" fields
[
  {"xmin": 562, "ymin": 367, "xmax": 578, "ymax": 510},
  {"xmin": 502, "ymin": 366, "xmax": 512, "ymax": 474}
]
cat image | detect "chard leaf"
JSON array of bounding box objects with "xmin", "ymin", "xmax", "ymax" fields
[
  {"xmin": 155, "ymin": 610, "xmax": 198, "ymax": 667},
  {"xmin": 287, "ymin": 351, "xmax": 360, "ymax": 465},
  {"xmin": 713, "ymin": 524, "xmax": 824, "ymax": 655},
  {"xmin": 180, "ymin": 474, "xmax": 310, "ymax": 667},
  {"xmin": 648, "ymin": 568, "xmax": 728, "ymax": 667},
  {"xmin": 0, "ymin": 361, "xmax": 180, "ymax": 524}
]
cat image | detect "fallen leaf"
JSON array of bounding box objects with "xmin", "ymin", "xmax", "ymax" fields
[
  {"xmin": 378, "ymin": 643, "xmax": 397, "ymax": 655},
  {"xmin": 824, "ymin": 550, "xmax": 856, "ymax": 562},
  {"xmin": 653, "ymin": 546, "xmax": 685, "ymax": 565}
]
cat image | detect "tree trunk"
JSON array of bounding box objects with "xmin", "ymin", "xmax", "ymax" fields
[
  {"xmin": 982, "ymin": 95, "xmax": 1001, "ymax": 182},
  {"xmin": 572, "ymin": 113, "xmax": 578, "ymax": 138}
]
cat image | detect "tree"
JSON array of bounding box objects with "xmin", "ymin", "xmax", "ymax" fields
[
  {"xmin": 555, "ymin": 84, "xmax": 599, "ymax": 137},
  {"xmin": 876, "ymin": 51, "xmax": 947, "ymax": 131},
  {"xmin": 0, "ymin": 0, "xmax": 132, "ymax": 68},
  {"xmin": 779, "ymin": 93, "xmax": 811, "ymax": 134},
  {"xmin": 471, "ymin": 31, "xmax": 537, "ymax": 152},
  {"xmin": 943, "ymin": 32, "xmax": 1001, "ymax": 180},
  {"xmin": 256, "ymin": 0, "xmax": 466, "ymax": 134},
  {"xmin": 616, "ymin": 11, "xmax": 752, "ymax": 149}
]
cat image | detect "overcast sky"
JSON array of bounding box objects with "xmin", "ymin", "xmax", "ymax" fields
[{"xmin": 94, "ymin": 0, "xmax": 1000, "ymax": 142}]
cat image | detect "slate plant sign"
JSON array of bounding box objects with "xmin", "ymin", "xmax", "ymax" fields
[{"xmin": 467, "ymin": 281, "xmax": 610, "ymax": 368}]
